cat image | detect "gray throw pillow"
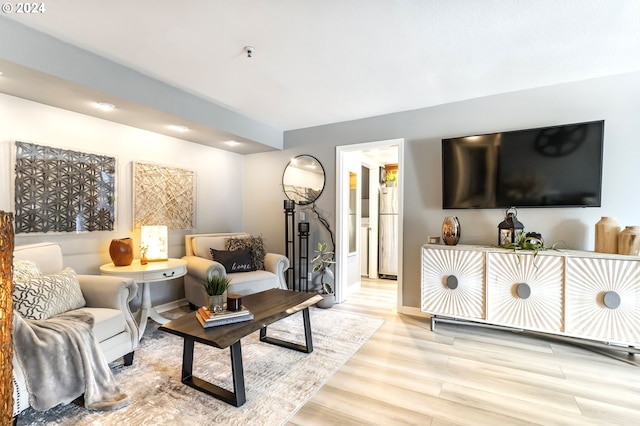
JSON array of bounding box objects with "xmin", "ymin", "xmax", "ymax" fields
[{"xmin": 13, "ymin": 267, "xmax": 86, "ymax": 320}]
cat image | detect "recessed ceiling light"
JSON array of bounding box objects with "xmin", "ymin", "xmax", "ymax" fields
[
  {"xmin": 94, "ymin": 101, "xmax": 115, "ymax": 111},
  {"xmin": 225, "ymin": 140, "xmax": 240, "ymax": 146},
  {"xmin": 169, "ymin": 124, "xmax": 189, "ymax": 132},
  {"xmin": 0, "ymin": 71, "xmax": 4, "ymax": 77}
]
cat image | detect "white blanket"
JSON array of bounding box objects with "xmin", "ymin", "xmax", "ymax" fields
[{"xmin": 12, "ymin": 311, "xmax": 129, "ymax": 411}]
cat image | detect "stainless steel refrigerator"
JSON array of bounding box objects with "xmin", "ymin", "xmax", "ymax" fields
[{"xmin": 379, "ymin": 185, "xmax": 398, "ymax": 277}]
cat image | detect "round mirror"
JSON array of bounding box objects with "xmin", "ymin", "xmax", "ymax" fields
[{"xmin": 282, "ymin": 155, "xmax": 325, "ymax": 205}]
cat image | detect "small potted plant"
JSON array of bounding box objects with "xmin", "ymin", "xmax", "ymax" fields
[
  {"xmin": 311, "ymin": 242, "xmax": 335, "ymax": 309},
  {"xmin": 202, "ymin": 275, "xmax": 231, "ymax": 313}
]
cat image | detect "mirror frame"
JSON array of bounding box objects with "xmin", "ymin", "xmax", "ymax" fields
[{"xmin": 282, "ymin": 154, "xmax": 326, "ymax": 205}]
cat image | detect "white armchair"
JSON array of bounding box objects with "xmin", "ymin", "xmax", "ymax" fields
[
  {"xmin": 183, "ymin": 233, "xmax": 289, "ymax": 308},
  {"xmin": 12, "ymin": 242, "xmax": 139, "ymax": 417}
]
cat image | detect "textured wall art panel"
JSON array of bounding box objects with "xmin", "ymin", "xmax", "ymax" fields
[
  {"xmin": 486, "ymin": 252, "xmax": 564, "ymax": 332},
  {"xmin": 133, "ymin": 161, "xmax": 196, "ymax": 230},
  {"xmin": 421, "ymin": 247, "xmax": 485, "ymax": 319},
  {"xmin": 13, "ymin": 141, "xmax": 115, "ymax": 233},
  {"xmin": 565, "ymin": 256, "xmax": 640, "ymax": 344}
]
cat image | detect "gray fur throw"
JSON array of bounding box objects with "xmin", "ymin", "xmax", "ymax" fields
[{"xmin": 12, "ymin": 311, "xmax": 129, "ymax": 411}]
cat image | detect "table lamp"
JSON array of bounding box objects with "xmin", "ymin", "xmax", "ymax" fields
[{"xmin": 141, "ymin": 225, "xmax": 168, "ymax": 261}]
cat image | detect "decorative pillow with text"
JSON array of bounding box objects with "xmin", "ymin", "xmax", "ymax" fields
[
  {"xmin": 210, "ymin": 248, "xmax": 255, "ymax": 273},
  {"xmin": 226, "ymin": 235, "xmax": 266, "ymax": 270},
  {"xmin": 13, "ymin": 267, "xmax": 86, "ymax": 320}
]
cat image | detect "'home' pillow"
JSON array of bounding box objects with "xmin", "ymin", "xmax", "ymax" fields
[
  {"xmin": 13, "ymin": 267, "xmax": 86, "ymax": 320},
  {"xmin": 210, "ymin": 248, "xmax": 256, "ymax": 273},
  {"xmin": 226, "ymin": 235, "xmax": 266, "ymax": 270}
]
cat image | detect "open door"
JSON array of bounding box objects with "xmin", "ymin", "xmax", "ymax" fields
[{"xmin": 335, "ymin": 139, "xmax": 404, "ymax": 305}]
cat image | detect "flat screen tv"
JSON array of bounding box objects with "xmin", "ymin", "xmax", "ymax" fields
[{"xmin": 442, "ymin": 120, "xmax": 604, "ymax": 209}]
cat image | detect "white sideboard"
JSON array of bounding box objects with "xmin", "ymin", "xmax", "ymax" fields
[{"xmin": 421, "ymin": 244, "xmax": 640, "ymax": 350}]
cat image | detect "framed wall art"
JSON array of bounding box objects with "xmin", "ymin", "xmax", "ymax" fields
[
  {"xmin": 12, "ymin": 141, "xmax": 116, "ymax": 234},
  {"xmin": 132, "ymin": 161, "xmax": 196, "ymax": 230}
]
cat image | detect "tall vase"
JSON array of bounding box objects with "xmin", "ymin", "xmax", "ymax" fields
[
  {"xmin": 595, "ymin": 216, "xmax": 621, "ymax": 254},
  {"xmin": 109, "ymin": 238, "xmax": 134, "ymax": 266},
  {"xmin": 618, "ymin": 226, "xmax": 640, "ymax": 256},
  {"xmin": 442, "ymin": 216, "xmax": 461, "ymax": 246}
]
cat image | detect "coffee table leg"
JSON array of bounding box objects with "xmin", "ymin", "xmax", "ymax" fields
[
  {"xmin": 180, "ymin": 338, "xmax": 246, "ymax": 407},
  {"xmin": 259, "ymin": 307, "xmax": 313, "ymax": 353}
]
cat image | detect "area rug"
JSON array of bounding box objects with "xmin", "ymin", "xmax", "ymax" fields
[{"xmin": 16, "ymin": 307, "xmax": 383, "ymax": 425}]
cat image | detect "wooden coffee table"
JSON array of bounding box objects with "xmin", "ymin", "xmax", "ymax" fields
[{"xmin": 159, "ymin": 288, "xmax": 322, "ymax": 406}]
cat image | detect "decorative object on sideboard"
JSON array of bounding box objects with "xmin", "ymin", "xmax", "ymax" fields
[
  {"xmin": 109, "ymin": 238, "xmax": 134, "ymax": 266},
  {"xmin": 202, "ymin": 275, "xmax": 231, "ymax": 313},
  {"xmin": 0, "ymin": 211, "xmax": 14, "ymax": 425},
  {"xmin": 595, "ymin": 216, "xmax": 621, "ymax": 254},
  {"xmin": 442, "ymin": 216, "xmax": 461, "ymax": 245},
  {"xmin": 140, "ymin": 225, "xmax": 168, "ymax": 261},
  {"xmin": 497, "ymin": 207, "xmax": 525, "ymax": 245},
  {"xmin": 618, "ymin": 226, "xmax": 640, "ymax": 256},
  {"xmin": 428, "ymin": 236, "xmax": 440, "ymax": 244}
]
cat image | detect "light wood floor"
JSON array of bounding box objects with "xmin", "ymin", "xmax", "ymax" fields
[{"xmin": 287, "ymin": 278, "xmax": 640, "ymax": 425}]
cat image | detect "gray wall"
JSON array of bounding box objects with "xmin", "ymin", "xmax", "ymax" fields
[{"xmin": 244, "ymin": 71, "xmax": 640, "ymax": 310}]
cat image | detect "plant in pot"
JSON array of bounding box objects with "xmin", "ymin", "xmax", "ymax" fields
[
  {"xmin": 202, "ymin": 275, "xmax": 231, "ymax": 313},
  {"xmin": 311, "ymin": 242, "xmax": 335, "ymax": 309}
]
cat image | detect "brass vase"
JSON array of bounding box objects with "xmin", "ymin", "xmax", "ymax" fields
[{"xmin": 109, "ymin": 238, "xmax": 134, "ymax": 266}]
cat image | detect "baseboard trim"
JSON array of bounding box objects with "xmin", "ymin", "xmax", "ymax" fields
[{"xmin": 155, "ymin": 298, "xmax": 188, "ymax": 313}]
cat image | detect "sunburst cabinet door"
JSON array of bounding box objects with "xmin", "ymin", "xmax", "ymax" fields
[
  {"xmin": 565, "ymin": 257, "xmax": 640, "ymax": 345},
  {"xmin": 486, "ymin": 252, "xmax": 564, "ymax": 332},
  {"xmin": 421, "ymin": 247, "xmax": 485, "ymax": 319}
]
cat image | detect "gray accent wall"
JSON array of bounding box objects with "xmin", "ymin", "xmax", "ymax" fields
[{"xmin": 244, "ymin": 70, "xmax": 640, "ymax": 310}]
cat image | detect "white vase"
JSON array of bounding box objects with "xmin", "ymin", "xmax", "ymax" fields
[{"xmin": 594, "ymin": 216, "xmax": 621, "ymax": 254}]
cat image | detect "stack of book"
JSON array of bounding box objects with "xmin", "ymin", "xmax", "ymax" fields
[{"xmin": 195, "ymin": 306, "xmax": 254, "ymax": 328}]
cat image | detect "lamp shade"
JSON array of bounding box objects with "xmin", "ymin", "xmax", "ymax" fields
[
  {"xmin": 498, "ymin": 207, "xmax": 525, "ymax": 245},
  {"xmin": 0, "ymin": 211, "xmax": 14, "ymax": 424},
  {"xmin": 141, "ymin": 225, "xmax": 168, "ymax": 261}
]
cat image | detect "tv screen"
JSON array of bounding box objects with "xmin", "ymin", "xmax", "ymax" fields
[{"xmin": 442, "ymin": 120, "xmax": 604, "ymax": 209}]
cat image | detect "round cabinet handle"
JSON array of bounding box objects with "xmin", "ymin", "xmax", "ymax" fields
[
  {"xmin": 515, "ymin": 283, "xmax": 531, "ymax": 299},
  {"xmin": 445, "ymin": 275, "xmax": 458, "ymax": 290},
  {"xmin": 163, "ymin": 271, "xmax": 175, "ymax": 278},
  {"xmin": 603, "ymin": 291, "xmax": 621, "ymax": 309}
]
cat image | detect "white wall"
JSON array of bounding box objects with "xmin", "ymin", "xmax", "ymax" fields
[
  {"xmin": 1, "ymin": 93, "xmax": 245, "ymax": 306},
  {"xmin": 244, "ymin": 71, "xmax": 640, "ymax": 310}
]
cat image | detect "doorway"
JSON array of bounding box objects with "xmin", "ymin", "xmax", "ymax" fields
[{"xmin": 335, "ymin": 139, "xmax": 404, "ymax": 307}]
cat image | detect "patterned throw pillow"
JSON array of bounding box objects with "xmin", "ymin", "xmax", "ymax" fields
[
  {"xmin": 210, "ymin": 248, "xmax": 255, "ymax": 273},
  {"xmin": 13, "ymin": 259, "xmax": 41, "ymax": 282},
  {"xmin": 13, "ymin": 267, "xmax": 86, "ymax": 320},
  {"xmin": 226, "ymin": 235, "xmax": 266, "ymax": 270}
]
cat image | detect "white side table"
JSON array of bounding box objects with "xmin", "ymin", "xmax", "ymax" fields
[{"xmin": 100, "ymin": 258, "xmax": 187, "ymax": 339}]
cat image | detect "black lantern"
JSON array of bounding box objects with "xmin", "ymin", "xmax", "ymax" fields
[{"xmin": 498, "ymin": 207, "xmax": 525, "ymax": 245}]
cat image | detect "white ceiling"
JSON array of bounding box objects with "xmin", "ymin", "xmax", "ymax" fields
[{"xmin": 4, "ymin": 1, "xmax": 640, "ymax": 135}]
